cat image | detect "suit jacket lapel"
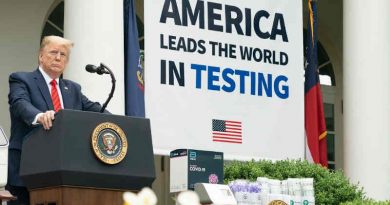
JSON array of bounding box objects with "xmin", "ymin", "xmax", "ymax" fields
[
  {"xmin": 59, "ymin": 79, "xmax": 71, "ymax": 109},
  {"xmin": 33, "ymin": 69, "xmax": 54, "ymax": 110}
]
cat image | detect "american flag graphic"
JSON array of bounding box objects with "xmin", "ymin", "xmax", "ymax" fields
[{"xmin": 212, "ymin": 119, "xmax": 242, "ymax": 144}]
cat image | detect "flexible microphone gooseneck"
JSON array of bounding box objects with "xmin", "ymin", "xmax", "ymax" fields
[{"xmin": 85, "ymin": 63, "xmax": 116, "ymax": 113}]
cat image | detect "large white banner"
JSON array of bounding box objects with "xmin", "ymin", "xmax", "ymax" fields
[{"xmin": 145, "ymin": 0, "xmax": 304, "ymax": 160}]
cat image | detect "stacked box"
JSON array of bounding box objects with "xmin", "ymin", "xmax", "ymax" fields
[{"xmin": 170, "ymin": 149, "xmax": 223, "ymax": 193}]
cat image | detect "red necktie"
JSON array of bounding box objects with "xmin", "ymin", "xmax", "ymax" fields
[{"xmin": 50, "ymin": 79, "xmax": 62, "ymax": 112}]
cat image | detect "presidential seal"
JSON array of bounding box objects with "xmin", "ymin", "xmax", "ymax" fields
[{"xmin": 91, "ymin": 122, "xmax": 128, "ymax": 164}]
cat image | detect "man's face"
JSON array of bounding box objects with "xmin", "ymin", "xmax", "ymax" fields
[{"xmin": 39, "ymin": 42, "xmax": 69, "ymax": 79}]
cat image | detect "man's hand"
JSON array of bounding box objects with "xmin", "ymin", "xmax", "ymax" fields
[{"xmin": 37, "ymin": 110, "xmax": 56, "ymax": 130}]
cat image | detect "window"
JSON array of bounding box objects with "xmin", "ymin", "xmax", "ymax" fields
[
  {"xmin": 324, "ymin": 102, "xmax": 335, "ymax": 169},
  {"xmin": 41, "ymin": 2, "xmax": 64, "ymax": 39},
  {"xmin": 41, "ymin": 1, "xmax": 145, "ymax": 51},
  {"xmin": 303, "ymin": 29, "xmax": 335, "ymax": 86}
]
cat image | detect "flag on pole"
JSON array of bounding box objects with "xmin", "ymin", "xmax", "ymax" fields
[
  {"xmin": 304, "ymin": 0, "xmax": 328, "ymax": 167},
  {"xmin": 124, "ymin": 0, "xmax": 145, "ymax": 117}
]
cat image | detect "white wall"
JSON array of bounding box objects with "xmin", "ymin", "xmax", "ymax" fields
[{"xmin": 0, "ymin": 0, "xmax": 55, "ymax": 137}]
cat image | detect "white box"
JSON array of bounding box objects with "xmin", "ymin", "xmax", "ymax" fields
[
  {"xmin": 195, "ymin": 183, "xmax": 237, "ymax": 205},
  {"xmin": 0, "ymin": 127, "xmax": 9, "ymax": 187}
]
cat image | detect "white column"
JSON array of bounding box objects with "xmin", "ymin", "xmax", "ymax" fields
[
  {"xmin": 63, "ymin": 0, "xmax": 125, "ymax": 114},
  {"xmin": 344, "ymin": 0, "xmax": 390, "ymax": 200}
]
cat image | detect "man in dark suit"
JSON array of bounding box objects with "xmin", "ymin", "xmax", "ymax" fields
[{"xmin": 6, "ymin": 36, "xmax": 105, "ymax": 205}]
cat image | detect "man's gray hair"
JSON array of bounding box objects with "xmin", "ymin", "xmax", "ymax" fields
[{"xmin": 40, "ymin": 36, "xmax": 74, "ymax": 52}]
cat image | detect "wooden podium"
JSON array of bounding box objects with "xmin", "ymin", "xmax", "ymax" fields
[
  {"xmin": 30, "ymin": 187, "xmax": 124, "ymax": 205},
  {"xmin": 20, "ymin": 110, "xmax": 156, "ymax": 205}
]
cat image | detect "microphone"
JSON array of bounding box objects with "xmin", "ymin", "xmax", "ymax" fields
[
  {"xmin": 85, "ymin": 64, "xmax": 110, "ymax": 75},
  {"xmin": 85, "ymin": 63, "xmax": 116, "ymax": 113}
]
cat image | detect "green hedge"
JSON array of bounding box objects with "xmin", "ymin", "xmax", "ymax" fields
[
  {"xmin": 224, "ymin": 159, "xmax": 364, "ymax": 204},
  {"xmin": 340, "ymin": 200, "xmax": 390, "ymax": 205}
]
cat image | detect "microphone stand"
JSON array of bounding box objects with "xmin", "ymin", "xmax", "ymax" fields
[{"xmin": 99, "ymin": 63, "xmax": 116, "ymax": 113}]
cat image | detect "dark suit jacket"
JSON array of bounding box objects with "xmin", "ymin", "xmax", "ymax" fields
[{"xmin": 8, "ymin": 68, "xmax": 104, "ymax": 186}]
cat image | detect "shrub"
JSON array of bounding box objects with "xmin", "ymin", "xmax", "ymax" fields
[
  {"xmin": 341, "ymin": 199, "xmax": 390, "ymax": 205},
  {"xmin": 224, "ymin": 159, "xmax": 364, "ymax": 204}
]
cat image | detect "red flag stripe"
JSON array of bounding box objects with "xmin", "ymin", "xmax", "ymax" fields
[
  {"xmin": 224, "ymin": 130, "xmax": 242, "ymax": 134},
  {"xmin": 213, "ymin": 132, "xmax": 242, "ymax": 137},
  {"xmin": 226, "ymin": 123, "xmax": 241, "ymax": 125},
  {"xmin": 213, "ymin": 139, "xmax": 242, "ymax": 144},
  {"xmin": 225, "ymin": 127, "xmax": 242, "ymax": 131},
  {"xmin": 225, "ymin": 120, "xmax": 241, "ymax": 124},
  {"xmin": 213, "ymin": 136, "xmax": 242, "ymax": 140},
  {"xmin": 305, "ymin": 83, "xmax": 328, "ymax": 167}
]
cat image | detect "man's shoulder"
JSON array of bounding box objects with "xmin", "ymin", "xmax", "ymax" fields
[
  {"xmin": 61, "ymin": 78, "xmax": 81, "ymax": 88},
  {"xmin": 10, "ymin": 69, "xmax": 39, "ymax": 81}
]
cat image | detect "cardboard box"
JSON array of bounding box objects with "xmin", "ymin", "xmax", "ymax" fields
[{"xmin": 170, "ymin": 149, "xmax": 223, "ymax": 193}]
